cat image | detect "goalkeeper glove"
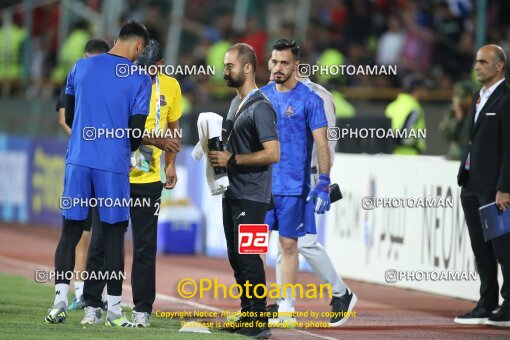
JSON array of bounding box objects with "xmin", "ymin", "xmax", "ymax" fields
[{"xmin": 306, "ymin": 174, "xmax": 331, "ymax": 214}]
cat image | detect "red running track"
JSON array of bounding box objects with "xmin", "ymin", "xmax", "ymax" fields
[{"xmin": 0, "ymin": 223, "xmax": 508, "ymax": 339}]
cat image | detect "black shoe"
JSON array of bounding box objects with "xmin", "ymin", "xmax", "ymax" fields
[
  {"xmin": 235, "ymin": 319, "xmax": 271, "ymax": 339},
  {"xmin": 329, "ymin": 289, "xmax": 357, "ymax": 327},
  {"xmin": 266, "ymin": 303, "xmax": 278, "ymax": 318},
  {"xmin": 454, "ymin": 306, "xmax": 494, "ymax": 325},
  {"xmin": 236, "ymin": 327, "xmax": 271, "ymax": 339},
  {"xmin": 486, "ymin": 307, "xmax": 510, "ymax": 327}
]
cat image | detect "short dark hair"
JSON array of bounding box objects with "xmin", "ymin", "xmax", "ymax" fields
[
  {"xmin": 136, "ymin": 39, "xmax": 163, "ymax": 66},
  {"xmin": 84, "ymin": 39, "xmax": 110, "ymax": 54},
  {"xmin": 118, "ymin": 21, "xmax": 150, "ymax": 46},
  {"xmin": 227, "ymin": 43, "xmax": 257, "ymax": 72},
  {"xmin": 72, "ymin": 19, "xmax": 89, "ymax": 32},
  {"xmin": 403, "ymin": 74, "xmax": 426, "ymax": 93},
  {"xmin": 273, "ymin": 39, "xmax": 300, "ymax": 60}
]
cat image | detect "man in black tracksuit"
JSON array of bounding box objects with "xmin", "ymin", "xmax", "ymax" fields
[{"xmin": 209, "ymin": 43, "xmax": 280, "ymax": 338}]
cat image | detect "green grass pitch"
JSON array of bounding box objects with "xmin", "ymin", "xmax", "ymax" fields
[{"xmin": 0, "ymin": 272, "xmax": 241, "ymax": 339}]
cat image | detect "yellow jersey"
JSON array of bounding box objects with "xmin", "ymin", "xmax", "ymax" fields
[{"xmin": 130, "ymin": 73, "xmax": 182, "ymax": 184}]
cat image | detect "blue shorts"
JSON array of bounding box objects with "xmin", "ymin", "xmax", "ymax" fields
[
  {"xmin": 61, "ymin": 164, "xmax": 130, "ymax": 224},
  {"xmin": 265, "ymin": 195, "xmax": 317, "ymax": 238}
]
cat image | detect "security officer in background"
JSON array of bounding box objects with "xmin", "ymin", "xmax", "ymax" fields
[
  {"xmin": 455, "ymin": 44, "xmax": 510, "ymax": 327},
  {"xmin": 439, "ymin": 80, "xmax": 476, "ymax": 161},
  {"xmin": 385, "ymin": 74, "xmax": 427, "ymax": 155},
  {"xmin": 0, "ymin": 18, "xmax": 26, "ymax": 81}
]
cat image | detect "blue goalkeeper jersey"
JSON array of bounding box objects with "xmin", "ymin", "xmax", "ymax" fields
[
  {"xmin": 65, "ymin": 53, "xmax": 151, "ymax": 175},
  {"xmin": 261, "ymin": 81, "xmax": 327, "ymax": 195}
]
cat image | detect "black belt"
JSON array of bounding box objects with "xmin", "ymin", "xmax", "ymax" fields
[{"xmin": 311, "ymin": 166, "xmax": 318, "ymax": 174}]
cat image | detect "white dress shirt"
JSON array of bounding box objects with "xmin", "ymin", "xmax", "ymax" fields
[
  {"xmin": 465, "ymin": 78, "xmax": 505, "ymax": 170},
  {"xmin": 474, "ymin": 78, "xmax": 505, "ymax": 123}
]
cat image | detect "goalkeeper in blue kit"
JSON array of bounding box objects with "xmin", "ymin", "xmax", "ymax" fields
[
  {"xmin": 261, "ymin": 39, "xmax": 356, "ymax": 326},
  {"xmin": 45, "ymin": 21, "xmax": 151, "ymax": 327}
]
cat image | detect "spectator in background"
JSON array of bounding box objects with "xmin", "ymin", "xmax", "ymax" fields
[
  {"xmin": 345, "ymin": 42, "xmax": 372, "ymax": 86},
  {"xmin": 202, "ymin": 12, "xmax": 233, "ymax": 43},
  {"xmin": 399, "ymin": 1, "xmax": 435, "ymax": 73},
  {"xmin": 385, "ymin": 74, "xmax": 427, "ymax": 155},
  {"xmin": 448, "ymin": 0, "xmax": 472, "ymax": 17},
  {"xmin": 308, "ymin": 20, "xmax": 334, "ymax": 58},
  {"xmin": 377, "ymin": 15, "xmax": 405, "ymax": 66},
  {"xmin": 499, "ymin": 29, "xmax": 510, "ymax": 71},
  {"xmin": 0, "ymin": 16, "xmax": 27, "ymax": 81},
  {"xmin": 206, "ymin": 34, "xmax": 232, "ymax": 83},
  {"xmin": 143, "ymin": 0, "xmax": 166, "ymax": 42},
  {"xmin": 241, "ymin": 18, "xmax": 269, "ymax": 69},
  {"xmin": 315, "ymin": 30, "xmax": 346, "ymax": 86},
  {"xmin": 313, "ymin": 0, "xmax": 347, "ymax": 31},
  {"xmin": 50, "ymin": 20, "xmax": 90, "ymax": 84},
  {"xmin": 344, "ymin": 0, "xmax": 372, "ymax": 45},
  {"xmin": 27, "ymin": 3, "xmax": 60, "ymax": 99},
  {"xmin": 439, "ymin": 80, "xmax": 475, "ymax": 161},
  {"xmin": 186, "ymin": 12, "xmax": 233, "ymax": 62},
  {"xmin": 456, "ymin": 31, "xmax": 476, "ymax": 79},
  {"xmin": 9, "ymin": 0, "xmax": 510, "ymax": 112},
  {"xmin": 180, "ymin": 83, "xmax": 193, "ymax": 115},
  {"xmin": 266, "ymin": 21, "xmax": 295, "ymax": 57},
  {"xmin": 433, "ymin": 1, "xmax": 465, "ymax": 78},
  {"xmin": 206, "ymin": 31, "xmax": 236, "ymax": 97}
]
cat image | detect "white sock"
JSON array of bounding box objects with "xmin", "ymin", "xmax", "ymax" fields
[
  {"xmin": 280, "ymin": 287, "xmax": 295, "ymax": 310},
  {"xmin": 285, "ymin": 286, "xmax": 295, "ymax": 303},
  {"xmin": 107, "ymin": 294, "xmax": 122, "ymax": 315},
  {"xmin": 54, "ymin": 283, "xmax": 69, "ymax": 307},
  {"xmin": 74, "ymin": 281, "xmax": 84, "ymax": 300}
]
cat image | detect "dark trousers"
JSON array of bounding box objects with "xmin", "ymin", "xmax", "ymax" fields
[
  {"xmin": 461, "ymin": 184, "xmax": 510, "ymax": 309},
  {"xmin": 54, "ymin": 218, "xmax": 85, "ymax": 285},
  {"xmin": 84, "ymin": 182, "xmax": 162, "ymax": 312},
  {"xmin": 130, "ymin": 182, "xmax": 162, "ymax": 313},
  {"xmin": 222, "ymin": 198, "xmax": 268, "ymax": 313},
  {"xmin": 55, "ymin": 208, "xmax": 97, "ymax": 284},
  {"xmin": 56, "ymin": 213, "xmax": 127, "ymax": 297}
]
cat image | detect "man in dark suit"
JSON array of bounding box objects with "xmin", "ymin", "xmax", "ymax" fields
[{"xmin": 455, "ymin": 44, "xmax": 510, "ymax": 327}]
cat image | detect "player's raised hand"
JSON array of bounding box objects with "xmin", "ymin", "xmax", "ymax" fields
[{"xmin": 306, "ymin": 174, "xmax": 331, "ymax": 214}]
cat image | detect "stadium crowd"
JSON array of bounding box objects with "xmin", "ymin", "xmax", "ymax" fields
[{"xmin": 1, "ymin": 0, "xmax": 510, "ymax": 100}]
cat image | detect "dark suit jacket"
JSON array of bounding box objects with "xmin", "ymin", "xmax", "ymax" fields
[{"xmin": 457, "ymin": 80, "xmax": 510, "ymax": 196}]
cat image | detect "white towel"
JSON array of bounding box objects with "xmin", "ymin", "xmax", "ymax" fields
[{"xmin": 192, "ymin": 112, "xmax": 229, "ymax": 195}]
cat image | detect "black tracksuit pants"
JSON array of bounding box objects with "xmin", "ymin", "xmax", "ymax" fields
[{"xmin": 84, "ymin": 181, "xmax": 162, "ymax": 313}]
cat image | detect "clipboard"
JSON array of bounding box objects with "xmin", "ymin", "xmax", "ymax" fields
[{"xmin": 478, "ymin": 202, "xmax": 510, "ymax": 241}]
